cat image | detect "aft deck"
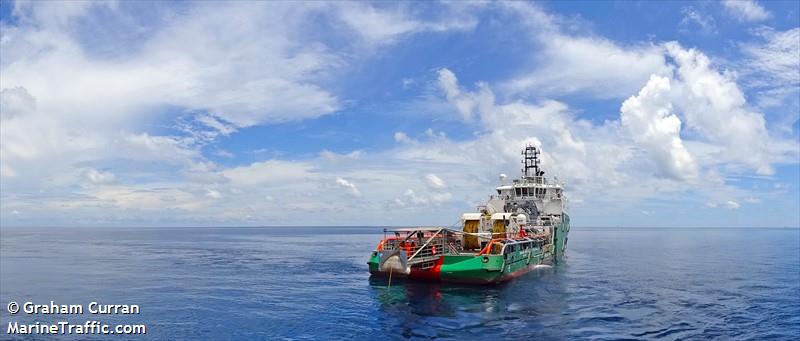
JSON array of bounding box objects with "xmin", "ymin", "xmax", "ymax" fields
[{"xmin": 377, "ymin": 226, "xmax": 553, "ymax": 270}]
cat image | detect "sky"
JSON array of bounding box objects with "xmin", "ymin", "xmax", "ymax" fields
[{"xmin": 0, "ymin": 0, "xmax": 798, "ymax": 227}]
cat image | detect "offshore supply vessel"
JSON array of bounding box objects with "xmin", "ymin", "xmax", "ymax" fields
[{"xmin": 367, "ymin": 145, "xmax": 570, "ymax": 284}]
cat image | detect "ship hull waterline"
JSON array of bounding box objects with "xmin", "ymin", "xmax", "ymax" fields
[{"xmin": 368, "ymin": 252, "xmax": 561, "ymax": 285}]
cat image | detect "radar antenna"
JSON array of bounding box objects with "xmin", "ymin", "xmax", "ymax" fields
[{"xmin": 521, "ymin": 145, "xmax": 544, "ymax": 178}]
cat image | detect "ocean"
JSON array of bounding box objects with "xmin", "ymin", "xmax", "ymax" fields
[{"xmin": 1, "ymin": 226, "xmax": 798, "ymax": 340}]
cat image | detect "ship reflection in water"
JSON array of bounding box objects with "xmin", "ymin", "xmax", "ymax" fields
[{"xmin": 368, "ymin": 266, "xmax": 570, "ymax": 339}]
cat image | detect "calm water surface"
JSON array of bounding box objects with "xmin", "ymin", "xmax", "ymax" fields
[{"xmin": 1, "ymin": 227, "xmax": 798, "ymax": 340}]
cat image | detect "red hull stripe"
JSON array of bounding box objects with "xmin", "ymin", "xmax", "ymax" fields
[{"xmin": 407, "ymin": 256, "xmax": 443, "ymax": 281}]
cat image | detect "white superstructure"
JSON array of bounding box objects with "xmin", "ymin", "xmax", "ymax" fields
[{"xmin": 460, "ymin": 145, "xmax": 567, "ymax": 246}]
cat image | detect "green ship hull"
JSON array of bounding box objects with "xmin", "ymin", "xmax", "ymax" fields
[{"xmin": 368, "ymin": 215, "xmax": 569, "ymax": 285}]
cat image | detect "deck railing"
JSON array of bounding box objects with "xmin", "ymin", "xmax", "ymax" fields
[{"xmin": 380, "ymin": 231, "xmax": 463, "ymax": 268}]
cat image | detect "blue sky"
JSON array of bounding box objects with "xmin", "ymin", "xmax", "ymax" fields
[{"xmin": 1, "ymin": 1, "xmax": 798, "ymax": 227}]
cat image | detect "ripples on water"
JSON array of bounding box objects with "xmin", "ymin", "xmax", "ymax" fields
[{"xmin": 1, "ymin": 227, "xmax": 798, "ymax": 340}]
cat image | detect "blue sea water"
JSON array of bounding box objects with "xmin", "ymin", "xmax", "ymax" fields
[{"xmin": 1, "ymin": 226, "xmax": 798, "ymax": 340}]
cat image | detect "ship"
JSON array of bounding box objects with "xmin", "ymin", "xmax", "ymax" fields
[{"xmin": 367, "ymin": 145, "xmax": 570, "ymax": 284}]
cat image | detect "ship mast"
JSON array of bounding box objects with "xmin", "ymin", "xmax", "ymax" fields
[{"xmin": 521, "ymin": 145, "xmax": 544, "ymax": 179}]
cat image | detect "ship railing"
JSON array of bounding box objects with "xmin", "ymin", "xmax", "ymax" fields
[
  {"xmin": 518, "ymin": 176, "xmax": 563, "ymax": 186},
  {"xmin": 379, "ymin": 228, "xmax": 464, "ymax": 266},
  {"xmin": 407, "ymin": 228, "xmax": 443, "ymax": 261}
]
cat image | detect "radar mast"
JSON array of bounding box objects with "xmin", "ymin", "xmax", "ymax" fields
[{"xmin": 521, "ymin": 145, "xmax": 544, "ymax": 179}]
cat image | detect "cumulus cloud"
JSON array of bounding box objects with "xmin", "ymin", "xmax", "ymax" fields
[
  {"xmin": 723, "ymin": 0, "xmax": 771, "ymax": 22},
  {"xmin": 621, "ymin": 75, "xmax": 698, "ymax": 180},
  {"xmin": 665, "ymin": 42, "xmax": 773, "ymax": 174},
  {"xmin": 428, "ymin": 48, "xmax": 793, "ymax": 219},
  {"xmin": 427, "ymin": 67, "xmax": 639, "ymax": 206}
]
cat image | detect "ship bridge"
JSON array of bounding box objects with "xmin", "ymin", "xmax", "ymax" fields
[{"xmin": 462, "ymin": 145, "xmax": 568, "ymax": 248}]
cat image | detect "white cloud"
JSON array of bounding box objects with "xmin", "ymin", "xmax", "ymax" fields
[
  {"xmin": 335, "ymin": 177, "xmax": 361, "ymax": 197},
  {"xmin": 725, "ymin": 200, "xmax": 741, "ymax": 210},
  {"xmin": 180, "ymin": 114, "xmax": 238, "ymax": 144},
  {"xmin": 679, "ymin": 7, "xmax": 717, "ymax": 35},
  {"xmin": 320, "ymin": 149, "xmax": 363, "ymax": 163},
  {"xmin": 122, "ymin": 133, "xmax": 199, "ymax": 163},
  {"xmin": 1, "ymin": 2, "xmax": 796, "ymax": 227},
  {"xmin": 739, "ymin": 27, "xmax": 800, "ymax": 131},
  {"xmin": 394, "ymin": 131, "xmax": 414, "ymax": 144},
  {"xmin": 424, "ymin": 173, "xmax": 447, "ymax": 189},
  {"xmin": 429, "ymin": 67, "xmax": 641, "ymax": 205},
  {"xmin": 0, "ymin": 2, "xmax": 347, "ymax": 201},
  {"xmin": 745, "ymin": 197, "xmax": 761, "ymax": 203},
  {"xmin": 621, "ymin": 75, "xmax": 698, "ymax": 180},
  {"xmin": 501, "ymin": 3, "xmax": 670, "ymax": 99},
  {"xmin": 436, "ymin": 68, "xmax": 494, "ymax": 120},
  {"xmin": 0, "ymin": 87, "xmax": 35, "ymax": 121},
  {"xmin": 85, "ymin": 168, "xmax": 116, "ymax": 184},
  {"xmin": 222, "ymin": 160, "xmax": 315, "ymax": 187},
  {"xmin": 2, "ymin": 1, "xmax": 473, "ymax": 183},
  {"xmin": 517, "ymin": 38, "xmax": 668, "ymax": 99},
  {"xmin": 665, "ymin": 42, "xmax": 774, "ymax": 174},
  {"xmin": 335, "ymin": 3, "xmax": 421, "ymax": 44},
  {"xmin": 397, "ymin": 189, "xmax": 452, "ymax": 206},
  {"xmin": 723, "ymin": 0, "xmax": 771, "ymax": 22},
  {"xmin": 742, "ymin": 28, "xmax": 800, "ymax": 88},
  {"xmin": 427, "ymin": 50, "xmax": 795, "ymax": 221},
  {"xmin": 90, "ymin": 186, "xmax": 201, "ymax": 211},
  {"xmin": 334, "ymin": 2, "xmax": 477, "ymax": 45},
  {"xmin": 206, "ymin": 189, "xmax": 221, "ymax": 199},
  {"xmin": 1, "ymin": 1, "xmax": 479, "ymax": 226}
]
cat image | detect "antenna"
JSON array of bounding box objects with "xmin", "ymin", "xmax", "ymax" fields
[{"xmin": 521, "ymin": 144, "xmax": 543, "ymax": 178}]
